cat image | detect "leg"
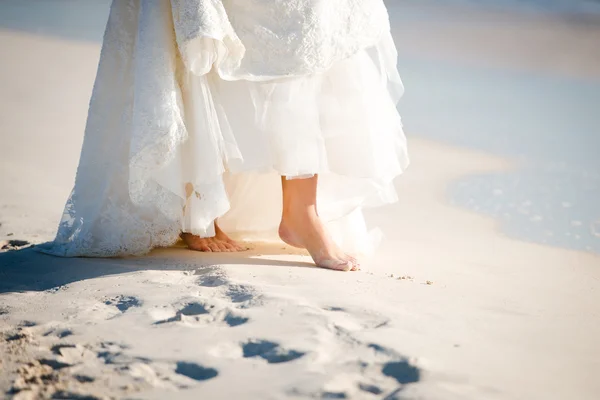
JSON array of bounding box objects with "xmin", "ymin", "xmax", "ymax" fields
[
  {"xmin": 182, "ymin": 222, "xmax": 247, "ymax": 252},
  {"xmin": 278, "ymin": 175, "xmax": 359, "ymax": 271}
]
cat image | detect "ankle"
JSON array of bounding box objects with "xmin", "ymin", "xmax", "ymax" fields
[{"xmin": 281, "ymin": 203, "xmax": 318, "ymax": 225}]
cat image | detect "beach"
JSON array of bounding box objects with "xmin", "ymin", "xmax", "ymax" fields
[{"xmin": 1, "ymin": 1, "xmax": 599, "ymax": 399}]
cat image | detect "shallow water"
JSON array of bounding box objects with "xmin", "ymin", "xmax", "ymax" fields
[{"xmin": 398, "ymin": 57, "xmax": 600, "ymax": 254}]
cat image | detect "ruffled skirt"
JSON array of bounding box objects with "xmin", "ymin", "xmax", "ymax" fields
[
  {"xmin": 38, "ymin": 8, "xmax": 408, "ymax": 258},
  {"xmin": 159, "ymin": 31, "xmax": 408, "ymax": 254}
]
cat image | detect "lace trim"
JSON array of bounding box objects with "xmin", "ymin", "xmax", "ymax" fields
[{"xmin": 38, "ymin": 0, "xmax": 403, "ymax": 258}]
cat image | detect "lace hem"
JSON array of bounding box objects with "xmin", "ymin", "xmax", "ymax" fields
[{"xmin": 38, "ymin": 0, "xmax": 408, "ymax": 258}]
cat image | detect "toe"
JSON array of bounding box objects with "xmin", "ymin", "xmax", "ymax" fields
[
  {"xmin": 344, "ymin": 254, "xmax": 359, "ymax": 271},
  {"xmin": 207, "ymin": 241, "xmax": 221, "ymax": 252},
  {"xmin": 224, "ymin": 242, "xmax": 236, "ymax": 252},
  {"xmin": 232, "ymin": 242, "xmax": 247, "ymax": 251},
  {"xmin": 187, "ymin": 241, "xmax": 211, "ymax": 252},
  {"xmin": 336, "ymin": 262, "xmax": 353, "ymax": 272},
  {"xmin": 319, "ymin": 259, "xmax": 353, "ymax": 271},
  {"xmin": 228, "ymin": 240, "xmax": 239, "ymax": 249},
  {"xmin": 194, "ymin": 243, "xmax": 211, "ymax": 252}
]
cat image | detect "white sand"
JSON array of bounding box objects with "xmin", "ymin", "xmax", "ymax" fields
[{"xmin": 1, "ymin": 3, "xmax": 600, "ymax": 400}]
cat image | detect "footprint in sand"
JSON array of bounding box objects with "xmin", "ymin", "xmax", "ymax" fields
[
  {"xmin": 242, "ymin": 339, "xmax": 306, "ymax": 364},
  {"xmin": 1, "ymin": 239, "xmax": 31, "ymax": 250},
  {"xmin": 93, "ymin": 341, "xmax": 151, "ymax": 365},
  {"xmin": 174, "ymin": 362, "xmax": 218, "ymax": 382},
  {"xmin": 176, "ymin": 302, "xmax": 212, "ymax": 316},
  {"xmin": 287, "ymin": 326, "xmax": 421, "ymax": 398},
  {"xmin": 154, "ymin": 301, "xmax": 249, "ymax": 327},
  {"xmin": 323, "ymin": 306, "xmax": 346, "ymax": 312},
  {"xmin": 43, "ymin": 328, "xmax": 74, "ymax": 339},
  {"xmin": 103, "ymin": 295, "xmax": 142, "ymax": 313},
  {"xmin": 7, "ymin": 349, "xmax": 99, "ymax": 399},
  {"xmin": 321, "ymin": 392, "xmax": 348, "ymax": 399},
  {"xmin": 222, "ymin": 313, "xmax": 249, "ymax": 327},
  {"xmin": 381, "ymin": 360, "xmax": 421, "ymax": 385},
  {"xmin": 358, "ymin": 383, "xmax": 384, "ymax": 395},
  {"xmin": 38, "ymin": 358, "xmax": 72, "ymax": 370},
  {"xmin": 195, "ymin": 267, "xmax": 228, "ymax": 287},
  {"xmin": 51, "ymin": 390, "xmax": 101, "ymax": 399},
  {"xmin": 225, "ymin": 284, "xmax": 256, "ymax": 304},
  {"xmin": 3, "ymin": 324, "xmax": 218, "ymax": 397},
  {"xmin": 323, "ymin": 305, "xmax": 390, "ymax": 331},
  {"xmin": 153, "ymin": 301, "xmax": 212, "ymax": 325},
  {"xmin": 195, "ymin": 268, "xmax": 262, "ymax": 308}
]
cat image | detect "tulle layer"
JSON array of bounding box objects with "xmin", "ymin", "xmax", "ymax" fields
[
  {"xmin": 155, "ymin": 31, "xmax": 409, "ymax": 254},
  {"xmin": 37, "ymin": 1, "xmax": 407, "ymax": 258}
]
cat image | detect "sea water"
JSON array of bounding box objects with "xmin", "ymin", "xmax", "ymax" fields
[{"xmin": 438, "ymin": 0, "xmax": 600, "ymax": 15}]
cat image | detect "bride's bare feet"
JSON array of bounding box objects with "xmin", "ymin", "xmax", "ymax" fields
[
  {"xmin": 279, "ymin": 176, "xmax": 358, "ymax": 271},
  {"xmin": 182, "ymin": 223, "xmax": 247, "ymax": 252},
  {"xmin": 279, "ymin": 207, "xmax": 359, "ymax": 272}
]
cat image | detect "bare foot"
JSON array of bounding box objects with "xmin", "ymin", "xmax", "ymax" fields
[
  {"xmin": 182, "ymin": 223, "xmax": 247, "ymax": 252},
  {"xmin": 279, "ymin": 207, "xmax": 359, "ymax": 271}
]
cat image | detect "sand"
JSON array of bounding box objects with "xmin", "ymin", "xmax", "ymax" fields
[{"xmin": 1, "ymin": 2, "xmax": 599, "ymax": 399}]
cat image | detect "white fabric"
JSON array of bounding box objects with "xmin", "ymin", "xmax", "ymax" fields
[
  {"xmin": 172, "ymin": 0, "xmax": 390, "ymax": 80},
  {"xmin": 38, "ymin": 0, "xmax": 409, "ymax": 258}
]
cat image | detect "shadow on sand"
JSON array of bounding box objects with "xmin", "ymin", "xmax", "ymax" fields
[{"xmin": 0, "ymin": 242, "xmax": 315, "ymax": 294}]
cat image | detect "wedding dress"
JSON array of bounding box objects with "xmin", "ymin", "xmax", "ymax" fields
[{"xmin": 38, "ymin": 0, "xmax": 409, "ymax": 257}]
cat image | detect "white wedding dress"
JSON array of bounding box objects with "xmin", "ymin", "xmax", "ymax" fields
[{"xmin": 38, "ymin": 0, "xmax": 409, "ymax": 257}]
